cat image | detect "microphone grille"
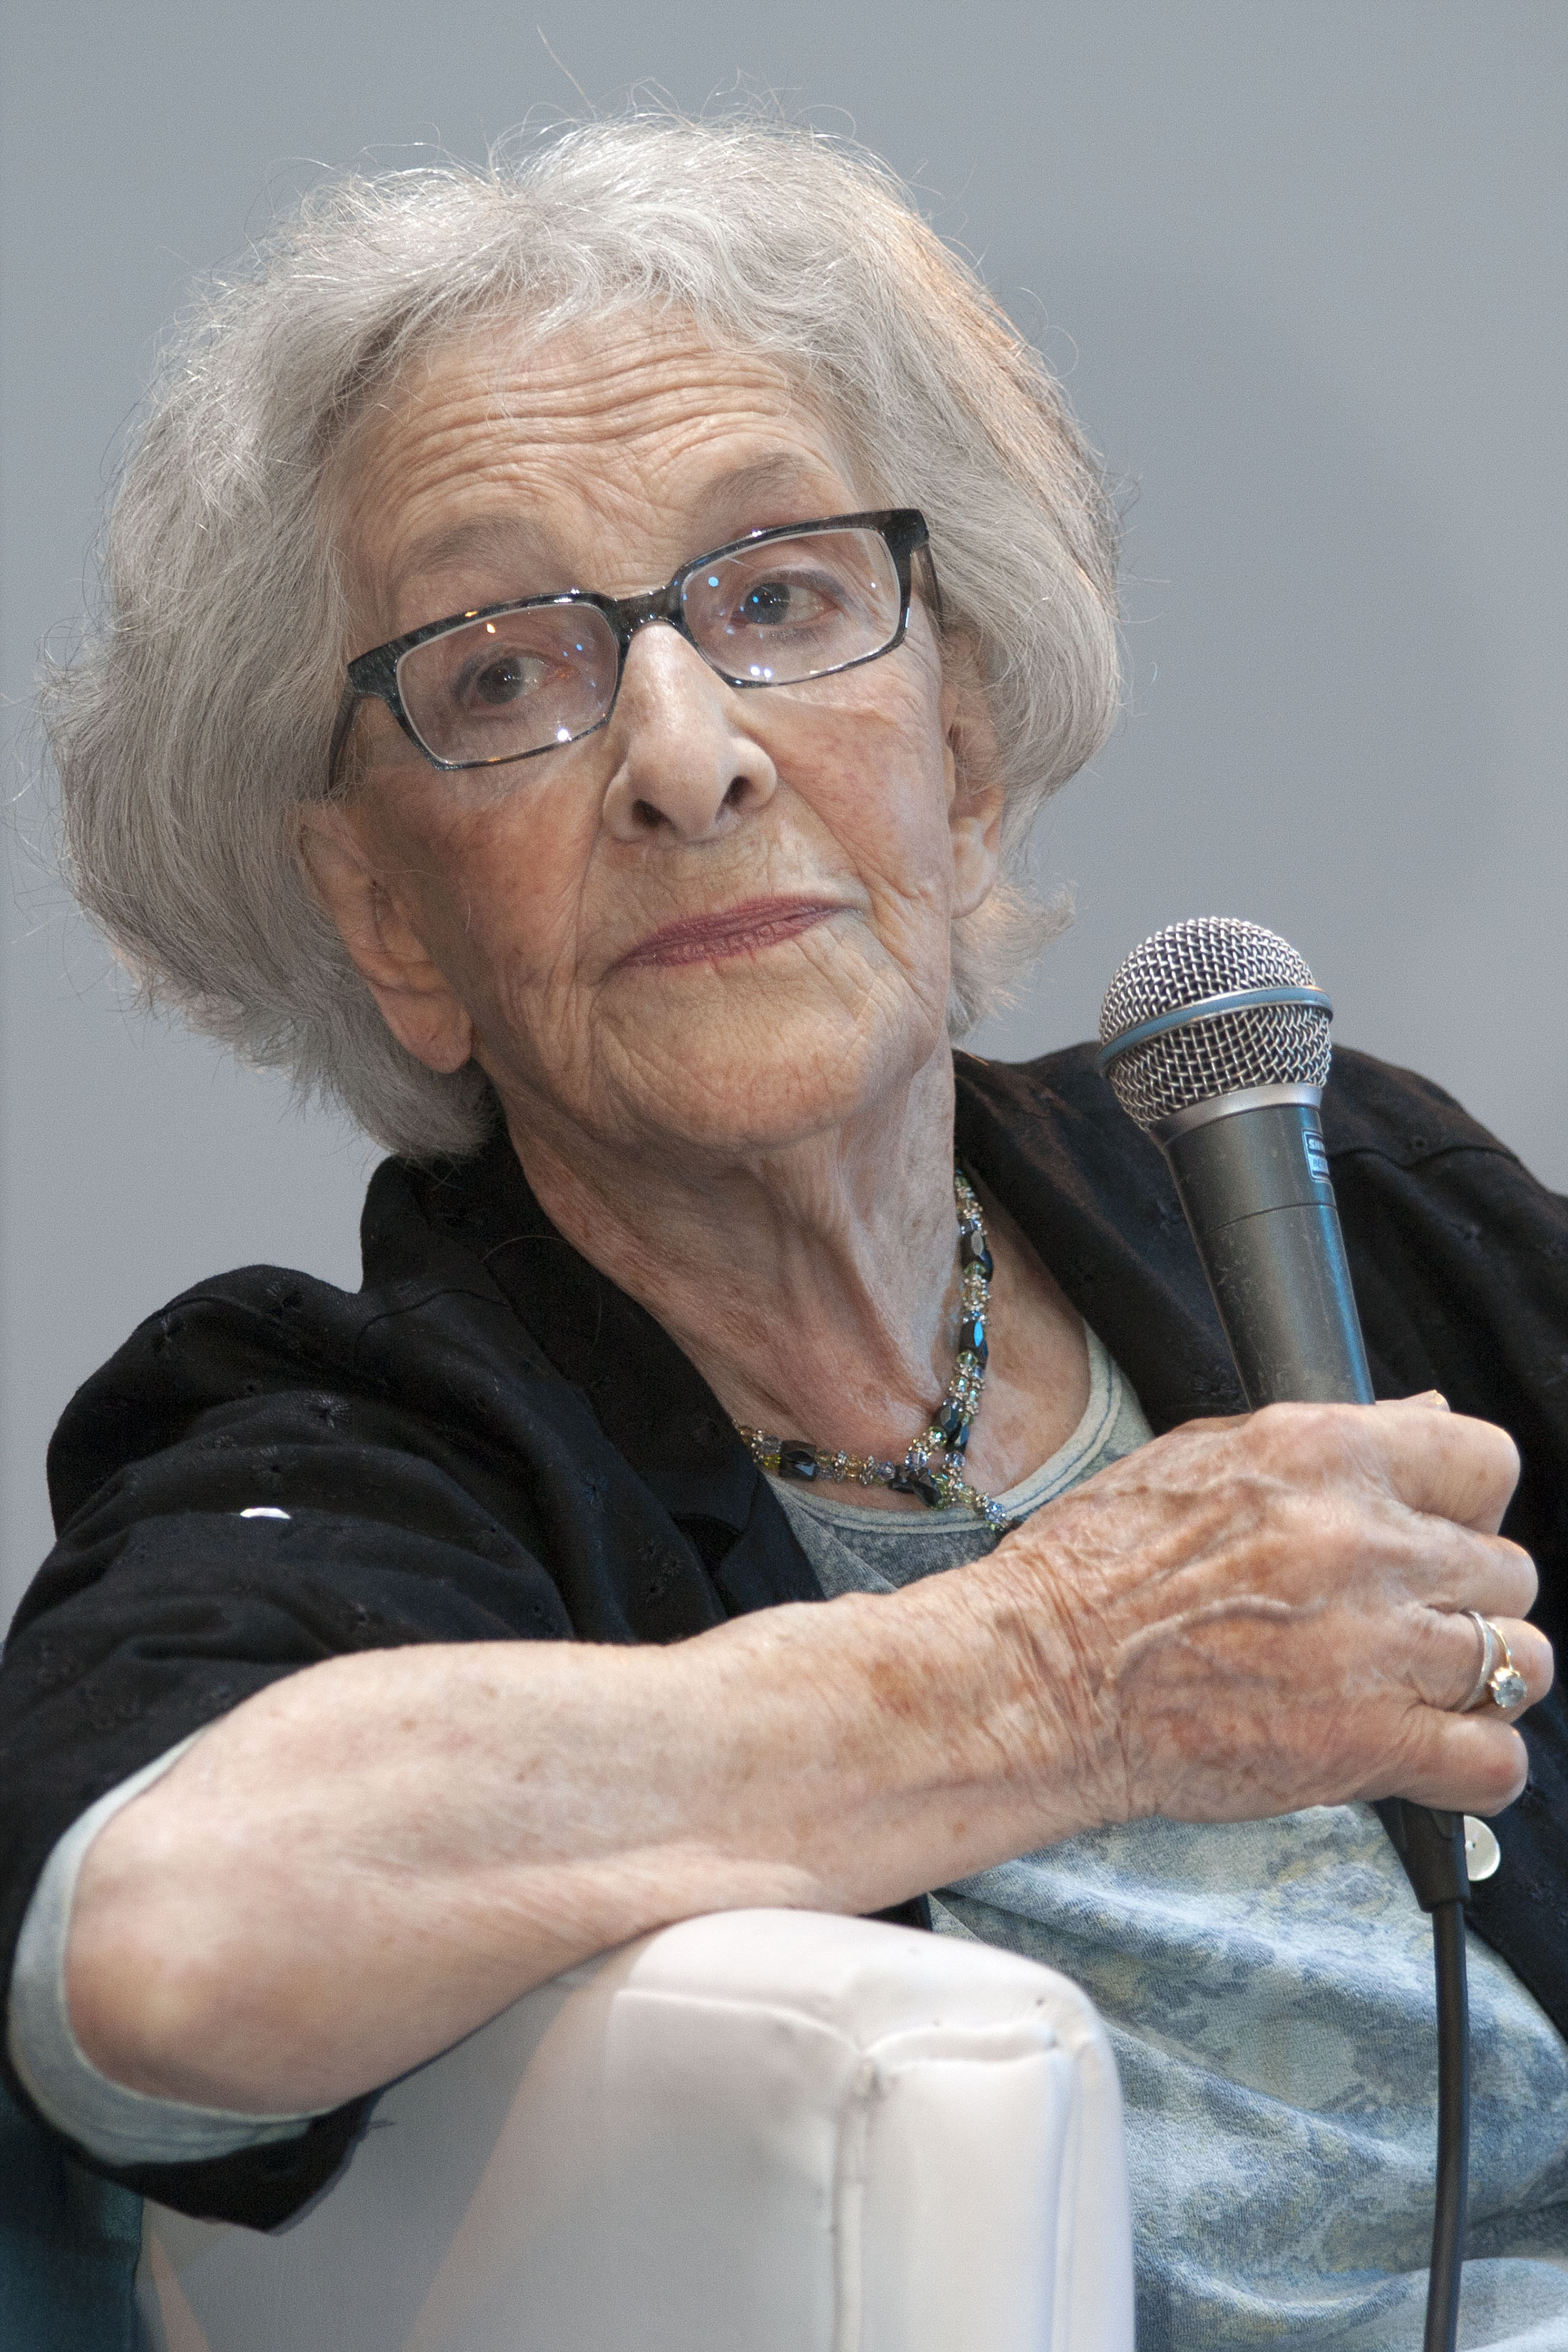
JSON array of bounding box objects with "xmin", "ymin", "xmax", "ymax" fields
[{"xmin": 1098, "ymin": 916, "xmax": 1332, "ymax": 1131}]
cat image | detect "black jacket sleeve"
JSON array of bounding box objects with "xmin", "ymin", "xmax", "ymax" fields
[{"xmin": 0, "ymin": 1224, "xmax": 744, "ymax": 2225}]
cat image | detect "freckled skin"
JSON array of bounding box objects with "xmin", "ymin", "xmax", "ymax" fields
[{"xmin": 63, "ymin": 310, "xmax": 1552, "ymax": 2119}]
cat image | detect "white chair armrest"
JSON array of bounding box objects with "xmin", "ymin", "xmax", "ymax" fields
[{"xmin": 139, "ymin": 1909, "xmax": 1132, "ymax": 2352}]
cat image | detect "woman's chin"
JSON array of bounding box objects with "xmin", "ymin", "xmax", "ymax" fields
[{"xmin": 597, "ymin": 999, "xmax": 947, "ymax": 1160}]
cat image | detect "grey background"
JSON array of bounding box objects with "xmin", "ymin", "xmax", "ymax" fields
[{"xmin": 2, "ymin": 2, "xmax": 1564, "ymax": 1621}]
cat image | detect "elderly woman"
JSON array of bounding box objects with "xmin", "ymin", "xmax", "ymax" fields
[{"xmin": 2, "ymin": 117, "xmax": 1564, "ymax": 2351}]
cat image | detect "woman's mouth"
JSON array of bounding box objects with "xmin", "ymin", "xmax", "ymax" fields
[{"xmin": 617, "ymin": 897, "xmax": 842, "ymax": 970}]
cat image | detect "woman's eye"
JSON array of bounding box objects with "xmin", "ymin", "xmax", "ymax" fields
[
  {"xmin": 733, "ymin": 572, "xmax": 840, "ymax": 630},
  {"xmin": 453, "ymin": 650, "xmax": 550, "ymax": 707}
]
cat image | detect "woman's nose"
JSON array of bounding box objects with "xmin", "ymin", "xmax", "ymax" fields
[{"xmin": 599, "ymin": 623, "xmax": 778, "ymax": 844}]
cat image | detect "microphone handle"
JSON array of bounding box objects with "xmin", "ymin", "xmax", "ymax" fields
[
  {"xmin": 1157, "ymin": 1090, "xmax": 1470, "ymax": 1905},
  {"xmin": 1159, "ymin": 1093, "xmax": 1373, "ymax": 1408}
]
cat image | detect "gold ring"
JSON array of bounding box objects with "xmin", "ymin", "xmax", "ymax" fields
[{"xmin": 1460, "ymin": 1609, "xmax": 1527, "ymax": 1713}]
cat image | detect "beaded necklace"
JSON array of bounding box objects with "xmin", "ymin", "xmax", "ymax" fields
[{"xmin": 733, "ymin": 1165, "xmax": 1013, "ymax": 1527}]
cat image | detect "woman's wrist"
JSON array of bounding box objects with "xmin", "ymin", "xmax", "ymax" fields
[{"xmin": 681, "ymin": 1578, "xmax": 1105, "ymax": 1910}]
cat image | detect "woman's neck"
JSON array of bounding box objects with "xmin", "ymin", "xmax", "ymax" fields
[
  {"xmin": 506, "ymin": 1049, "xmax": 963, "ymax": 1455},
  {"xmin": 498, "ymin": 1045, "xmax": 1093, "ymax": 1510}
]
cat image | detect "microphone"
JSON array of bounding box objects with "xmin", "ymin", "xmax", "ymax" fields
[
  {"xmin": 1097, "ymin": 914, "xmax": 1366, "ymax": 1405},
  {"xmin": 1098, "ymin": 915, "xmax": 1470, "ymax": 2352}
]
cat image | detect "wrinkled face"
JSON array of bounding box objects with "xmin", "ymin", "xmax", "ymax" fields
[{"xmin": 312, "ymin": 309, "xmax": 1004, "ymax": 1173}]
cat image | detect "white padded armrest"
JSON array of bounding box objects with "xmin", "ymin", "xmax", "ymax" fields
[{"xmin": 138, "ymin": 1909, "xmax": 1132, "ymax": 2352}]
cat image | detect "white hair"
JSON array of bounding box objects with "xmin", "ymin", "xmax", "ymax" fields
[{"xmin": 43, "ymin": 113, "xmax": 1120, "ymax": 1160}]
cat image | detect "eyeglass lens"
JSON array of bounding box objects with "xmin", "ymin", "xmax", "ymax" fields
[{"xmin": 394, "ymin": 526, "xmax": 904, "ymax": 768}]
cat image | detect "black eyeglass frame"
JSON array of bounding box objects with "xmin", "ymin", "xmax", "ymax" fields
[{"xmin": 326, "ymin": 508, "xmax": 933, "ymax": 781}]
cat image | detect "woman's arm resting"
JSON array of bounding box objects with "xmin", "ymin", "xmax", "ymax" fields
[
  {"xmin": 65, "ymin": 1588, "xmax": 1045, "ymax": 2117},
  {"xmin": 65, "ymin": 1396, "xmax": 1551, "ymax": 2117}
]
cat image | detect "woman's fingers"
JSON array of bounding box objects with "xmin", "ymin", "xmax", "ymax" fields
[
  {"xmin": 1249, "ymin": 1398, "xmax": 1537, "ymax": 1611},
  {"xmin": 1398, "ymin": 1515, "xmax": 1539, "ymax": 1620},
  {"xmin": 1408, "ymin": 1611, "xmax": 1554, "ymax": 1718},
  {"xmin": 1369, "ymin": 1606, "xmax": 1551, "ymax": 1816},
  {"xmin": 1375, "ymin": 1713, "xmax": 1532, "ymax": 1816},
  {"xmin": 1363, "ymin": 1395, "xmax": 1522, "ymax": 1535}
]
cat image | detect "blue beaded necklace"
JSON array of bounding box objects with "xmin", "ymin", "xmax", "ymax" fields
[{"xmin": 733, "ymin": 1165, "xmax": 1012, "ymax": 1527}]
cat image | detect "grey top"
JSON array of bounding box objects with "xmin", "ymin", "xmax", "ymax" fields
[{"xmin": 771, "ymin": 1327, "xmax": 1568, "ymax": 2352}]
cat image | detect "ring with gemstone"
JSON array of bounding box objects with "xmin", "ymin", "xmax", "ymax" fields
[{"xmin": 1459, "ymin": 1609, "xmax": 1528, "ymax": 1713}]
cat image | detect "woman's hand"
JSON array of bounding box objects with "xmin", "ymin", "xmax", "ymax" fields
[{"xmin": 966, "ymin": 1395, "xmax": 1551, "ymax": 1830}]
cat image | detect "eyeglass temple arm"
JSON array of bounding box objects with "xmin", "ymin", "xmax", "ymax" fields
[
  {"xmin": 325, "ymin": 683, "xmax": 363, "ymax": 790},
  {"xmin": 914, "ymin": 540, "xmax": 945, "ymax": 634}
]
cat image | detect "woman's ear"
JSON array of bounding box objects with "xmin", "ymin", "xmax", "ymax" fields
[
  {"xmin": 297, "ymin": 808, "xmax": 475, "ymax": 1076},
  {"xmin": 939, "ymin": 631, "xmax": 1006, "ymax": 919}
]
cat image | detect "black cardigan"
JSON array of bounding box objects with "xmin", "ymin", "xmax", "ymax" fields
[{"xmin": 4, "ymin": 1044, "xmax": 1567, "ymax": 2229}]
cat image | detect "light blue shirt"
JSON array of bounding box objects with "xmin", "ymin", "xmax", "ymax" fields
[{"xmin": 772, "ymin": 1327, "xmax": 1568, "ymax": 2351}]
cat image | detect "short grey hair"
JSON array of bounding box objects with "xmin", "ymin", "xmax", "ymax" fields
[{"xmin": 44, "ymin": 113, "xmax": 1120, "ymax": 1160}]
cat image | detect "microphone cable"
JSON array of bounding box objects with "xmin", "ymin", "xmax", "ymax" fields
[{"xmin": 1375, "ymin": 1799, "xmax": 1471, "ymax": 2352}]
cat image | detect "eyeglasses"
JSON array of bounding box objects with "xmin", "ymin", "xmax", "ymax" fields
[{"xmin": 327, "ymin": 510, "xmax": 932, "ymax": 780}]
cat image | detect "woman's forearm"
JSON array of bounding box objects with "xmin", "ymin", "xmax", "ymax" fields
[{"xmin": 63, "ymin": 1581, "xmax": 1080, "ymax": 2115}]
